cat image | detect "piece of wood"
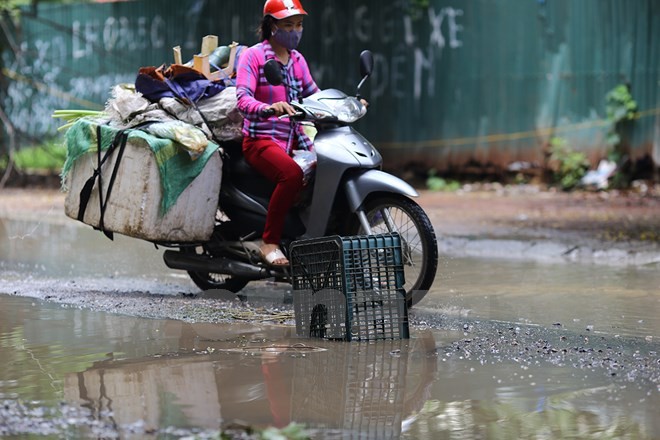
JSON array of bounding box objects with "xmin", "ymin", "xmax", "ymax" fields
[
  {"xmin": 172, "ymin": 46, "xmax": 182, "ymax": 65},
  {"xmin": 200, "ymin": 35, "xmax": 218, "ymax": 56},
  {"xmin": 208, "ymin": 70, "xmax": 223, "ymax": 81},
  {"xmin": 222, "ymin": 42, "xmax": 239, "ymax": 77},
  {"xmin": 193, "ymin": 54, "xmax": 211, "ymax": 77}
]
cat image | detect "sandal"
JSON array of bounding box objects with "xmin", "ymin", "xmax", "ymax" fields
[{"xmin": 261, "ymin": 246, "xmax": 289, "ymax": 267}]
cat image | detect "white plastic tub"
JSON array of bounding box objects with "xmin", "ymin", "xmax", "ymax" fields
[{"xmin": 63, "ymin": 137, "xmax": 222, "ymax": 243}]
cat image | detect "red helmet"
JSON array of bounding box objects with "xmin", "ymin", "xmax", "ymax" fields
[{"xmin": 263, "ymin": 0, "xmax": 307, "ymax": 19}]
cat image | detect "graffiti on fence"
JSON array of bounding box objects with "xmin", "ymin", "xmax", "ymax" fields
[{"xmin": 311, "ymin": 4, "xmax": 463, "ymax": 103}]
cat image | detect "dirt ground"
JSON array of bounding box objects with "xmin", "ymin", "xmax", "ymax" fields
[
  {"xmin": 417, "ymin": 183, "xmax": 660, "ymax": 244},
  {"xmin": 1, "ymin": 182, "xmax": 659, "ymax": 257}
]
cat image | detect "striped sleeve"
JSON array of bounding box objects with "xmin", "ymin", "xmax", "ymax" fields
[
  {"xmin": 293, "ymin": 51, "xmax": 320, "ymax": 98},
  {"xmin": 236, "ymin": 46, "xmax": 270, "ymax": 118}
]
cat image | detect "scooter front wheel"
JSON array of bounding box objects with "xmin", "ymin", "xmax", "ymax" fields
[
  {"xmin": 182, "ymin": 246, "xmax": 250, "ymax": 295},
  {"xmin": 347, "ymin": 194, "xmax": 438, "ymax": 307}
]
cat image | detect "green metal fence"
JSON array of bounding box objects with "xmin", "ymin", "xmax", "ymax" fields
[{"xmin": 1, "ymin": 0, "xmax": 658, "ymax": 171}]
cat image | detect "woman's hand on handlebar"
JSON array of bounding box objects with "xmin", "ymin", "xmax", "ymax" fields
[{"xmin": 267, "ymin": 101, "xmax": 297, "ymax": 117}]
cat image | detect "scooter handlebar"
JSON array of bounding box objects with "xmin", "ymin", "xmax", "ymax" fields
[{"xmin": 278, "ymin": 111, "xmax": 305, "ymax": 120}]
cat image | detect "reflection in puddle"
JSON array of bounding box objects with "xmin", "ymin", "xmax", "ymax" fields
[
  {"xmin": 221, "ymin": 344, "xmax": 328, "ymax": 354},
  {"xmin": 0, "ymin": 295, "xmax": 658, "ymax": 438},
  {"xmin": 63, "ymin": 320, "xmax": 437, "ymax": 437}
]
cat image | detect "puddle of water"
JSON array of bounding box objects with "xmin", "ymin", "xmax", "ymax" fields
[
  {"xmin": 0, "ymin": 294, "xmax": 658, "ymax": 439},
  {"xmin": 3, "ymin": 217, "xmax": 658, "ymax": 339},
  {"xmin": 425, "ymin": 257, "xmax": 660, "ymax": 339},
  {"xmin": 3, "ymin": 216, "xmax": 659, "ymax": 322},
  {"xmin": 0, "ymin": 217, "xmax": 169, "ymax": 278}
]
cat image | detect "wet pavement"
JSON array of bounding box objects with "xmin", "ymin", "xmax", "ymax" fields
[{"xmin": 0, "ymin": 187, "xmax": 659, "ymax": 438}]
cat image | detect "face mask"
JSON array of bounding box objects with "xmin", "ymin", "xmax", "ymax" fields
[{"xmin": 272, "ymin": 28, "xmax": 303, "ymax": 51}]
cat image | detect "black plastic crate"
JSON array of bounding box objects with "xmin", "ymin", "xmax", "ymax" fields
[{"xmin": 290, "ymin": 233, "xmax": 409, "ymax": 341}]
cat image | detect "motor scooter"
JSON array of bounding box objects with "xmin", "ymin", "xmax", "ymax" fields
[{"xmin": 163, "ymin": 50, "xmax": 438, "ymax": 306}]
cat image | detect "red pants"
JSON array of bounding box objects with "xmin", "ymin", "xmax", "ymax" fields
[{"xmin": 242, "ymin": 138, "xmax": 303, "ymax": 245}]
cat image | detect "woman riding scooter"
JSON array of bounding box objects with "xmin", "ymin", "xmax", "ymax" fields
[{"xmin": 235, "ymin": 0, "xmax": 318, "ymax": 267}]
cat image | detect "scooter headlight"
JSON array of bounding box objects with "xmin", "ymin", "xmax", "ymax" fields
[{"xmin": 319, "ymin": 97, "xmax": 366, "ymax": 123}]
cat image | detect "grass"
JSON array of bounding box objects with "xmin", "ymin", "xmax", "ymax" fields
[
  {"xmin": 426, "ymin": 169, "xmax": 461, "ymax": 192},
  {"xmin": 2, "ymin": 139, "xmax": 66, "ymax": 173}
]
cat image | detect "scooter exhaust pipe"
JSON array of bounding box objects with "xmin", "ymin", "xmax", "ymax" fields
[{"xmin": 163, "ymin": 250, "xmax": 271, "ymax": 280}]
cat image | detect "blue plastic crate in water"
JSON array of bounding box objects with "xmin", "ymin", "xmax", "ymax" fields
[{"xmin": 290, "ymin": 233, "xmax": 409, "ymax": 341}]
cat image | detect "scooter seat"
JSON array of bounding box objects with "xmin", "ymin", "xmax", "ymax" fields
[
  {"xmin": 218, "ymin": 140, "xmax": 307, "ymax": 239},
  {"xmin": 221, "ymin": 141, "xmax": 275, "ymax": 199}
]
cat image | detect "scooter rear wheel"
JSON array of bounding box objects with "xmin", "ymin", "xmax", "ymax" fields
[
  {"xmin": 182, "ymin": 246, "xmax": 250, "ymax": 295},
  {"xmin": 347, "ymin": 194, "xmax": 438, "ymax": 307}
]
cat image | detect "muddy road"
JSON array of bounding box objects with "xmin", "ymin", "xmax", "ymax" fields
[{"xmin": 1, "ymin": 187, "xmax": 659, "ymax": 438}]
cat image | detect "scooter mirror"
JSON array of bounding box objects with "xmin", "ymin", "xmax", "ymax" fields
[
  {"xmin": 357, "ymin": 50, "xmax": 374, "ymax": 95},
  {"xmin": 359, "ymin": 50, "xmax": 374, "ymax": 78},
  {"xmin": 264, "ymin": 59, "xmax": 283, "ymax": 86}
]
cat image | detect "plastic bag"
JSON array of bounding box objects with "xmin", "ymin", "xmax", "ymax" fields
[
  {"xmin": 292, "ymin": 149, "xmax": 317, "ymax": 185},
  {"xmin": 146, "ymin": 120, "xmax": 209, "ymax": 160},
  {"xmin": 104, "ymin": 84, "xmax": 150, "ymax": 124}
]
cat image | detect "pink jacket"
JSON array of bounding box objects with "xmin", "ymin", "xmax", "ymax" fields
[{"xmin": 236, "ymin": 40, "xmax": 319, "ymax": 152}]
